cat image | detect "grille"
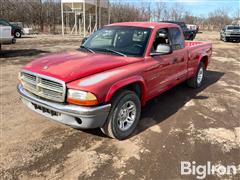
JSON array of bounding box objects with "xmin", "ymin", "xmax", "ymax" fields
[
  {"xmin": 230, "ymin": 32, "xmax": 240, "ymax": 35},
  {"xmin": 20, "ymin": 71, "xmax": 66, "ymax": 102}
]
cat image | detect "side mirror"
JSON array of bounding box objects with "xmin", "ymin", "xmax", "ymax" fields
[
  {"xmin": 151, "ymin": 44, "xmax": 172, "ymax": 56},
  {"xmin": 81, "ymin": 37, "xmax": 88, "ymax": 45}
]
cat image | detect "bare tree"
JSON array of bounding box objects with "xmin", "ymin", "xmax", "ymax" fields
[
  {"xmin": 0, "ymin": 0, "xmax": 237, "ymax": 33},
  {"xmin": 154, "ymin": 2, "xmax": 167, "ymax": 21},
  {"xmin": 207, "ymin": 8, "xmax": 231, "ymax": 30},
  {"xmin": 110, "ymin": 2, "xmax": 148, "ymax": 23}
]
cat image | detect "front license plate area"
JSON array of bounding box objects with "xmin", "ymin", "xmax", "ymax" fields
[{"xmin": 32, "ymin": 103, "xmax": 61, "ymax": 116}]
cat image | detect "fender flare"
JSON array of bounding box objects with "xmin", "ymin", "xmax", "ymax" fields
[
  {"xmin": 198, "ymin": 54, "xmax": 209, "ymax": 69},
  {"xmin": 105, "ymin": 75, "xmax": 147, "ymax": 105}
]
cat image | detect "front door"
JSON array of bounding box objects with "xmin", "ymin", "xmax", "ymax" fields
[
  {"xmin": 146, "ymin": 27, "xmax": 188, "ymax": 98},
  {"xmin": 145, "ymin": 28, "xmax": 175, "ymax": 98}
]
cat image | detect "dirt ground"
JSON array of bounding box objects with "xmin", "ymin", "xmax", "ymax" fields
[{"xmin": 0, "ymin": 32, "xmax": 239, "ymax": 180}]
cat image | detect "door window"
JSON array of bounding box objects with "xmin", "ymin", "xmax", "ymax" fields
[
  {"xmin": 151, "ymin": 28, "xmax": 170, "ymax": 53},
  {"xmin": 169, "ymin": 27, "xmax": 184, "ymax": 50}
]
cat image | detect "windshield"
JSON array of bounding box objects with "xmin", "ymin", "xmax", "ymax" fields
[
  {"xmin": 0, "ymin": 20, "xmax": 10, "ymax": 26},
  {"xmin": 82, "ymin": 26, "xmax": 151, "ymax": 57},
  {"xmin": 227, "ymin": 26, "xmax": 240, "ymax": 30}
]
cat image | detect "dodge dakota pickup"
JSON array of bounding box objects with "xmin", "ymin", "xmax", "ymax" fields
[{"xmin": 18, "ymin": 22, "xmax": 212, "ymax": 140}]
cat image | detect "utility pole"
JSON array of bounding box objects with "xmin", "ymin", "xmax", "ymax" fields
[{"xmin": 61, "ymin": 1, "xmax": 64, "ymax": 36}]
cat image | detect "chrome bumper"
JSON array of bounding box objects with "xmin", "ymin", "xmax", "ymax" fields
[
  {"xmin": 17, "ymin": 84, "xmax": 111, "ymax": 128},
  {"xmin": 225, "ymin": 34, "xmax": 240, "ymax": 38}
]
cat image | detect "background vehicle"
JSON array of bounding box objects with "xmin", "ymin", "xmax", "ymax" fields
[
  {"xmin": 187, "ymin": 24, "xmax": 199, "ymax": 33},
  {"xmin": 10, "ymin": 22, "xmax": 36, "ymax": 35},
  {"xmin": 0, "ymin": 25, "xmax": 16, "ymax": 50},
  {"xmin": 220, "ymin": 25, "xmax": 240, "ymax": 42},
  {"xmin": 161, "ymin": 21, "xmax": 197, "ymax": 40},
  {"xmin": 18, "ymin": 22, "xmax": 212, "ymax": 140},
  {"xmin": 22, "ymin": 27, "xmax": 34, "ymax": 35},
  {"xmin": 0, "ymin": 19, "xmax": 24, "ymax": 38}
]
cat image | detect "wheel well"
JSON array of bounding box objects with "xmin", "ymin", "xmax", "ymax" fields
[
  {"xmin": 110, "ymin": 82, "xmax": 143, "ymax": 102},
  {"xmin": 201, "ymin": 56, "xmax": 208, "ymax": 69},
  {"xmin": 123, "ymin": 83, "xmax": 141, "ymax": 98}
]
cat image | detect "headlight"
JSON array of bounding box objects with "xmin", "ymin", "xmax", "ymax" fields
[{"xmin": 67, "ymin": 89, "xmax": 98, "ymax": 106}]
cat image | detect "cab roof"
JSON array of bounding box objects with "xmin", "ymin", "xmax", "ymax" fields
[{"xmin": 106, "ymin": 21, "xmax": 179, "ymax": 29}]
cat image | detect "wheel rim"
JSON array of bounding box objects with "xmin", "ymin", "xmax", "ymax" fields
[
  {"xmin": 197, "ymin": 67, "xmax": 204, "ymax": 85},
  {"xmin": 117, "ymin": 100, "xmax": 136, "ymax": 131},
  {"xmin": 16, "ymin": 32, "xmax": 20, "ymax": 37}
]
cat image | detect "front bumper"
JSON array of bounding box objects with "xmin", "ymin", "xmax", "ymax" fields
[{"xmin": 17, "ymin": 84, "xmax": 111, "ymax": 128}]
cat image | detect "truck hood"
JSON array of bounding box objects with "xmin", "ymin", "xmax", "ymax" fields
[{"xmin": 23, "ymin": 50, "xmax": 142, "ymax": 82}]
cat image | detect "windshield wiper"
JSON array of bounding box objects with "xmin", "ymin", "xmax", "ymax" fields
[
  {"xmin": 80, "ymin": 45, "xmax": 95, "ymax": 53},
  {"xmin": 97, "ymin": 48, "xmax": 127, "ymax": 57}
]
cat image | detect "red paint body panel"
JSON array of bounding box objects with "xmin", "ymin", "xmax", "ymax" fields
[
  {"xmin": 22, "ymin": 22, "xmax": 212, "ymax": 106},
  {"xmin": 23, "ymin": 50, "xmax": 141, "ymax": 82}
]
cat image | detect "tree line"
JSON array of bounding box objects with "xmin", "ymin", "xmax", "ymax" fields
[{"xmin": 0, "ymin": 0, "xmax": 239, "ymax": 33}]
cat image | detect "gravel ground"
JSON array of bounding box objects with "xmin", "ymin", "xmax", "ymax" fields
[{"xmin": 0, "ymin": 32, "xmax": 239, "ymax": 179}]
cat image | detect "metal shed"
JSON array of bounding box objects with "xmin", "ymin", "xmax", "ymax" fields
[{"xmin": 61, "ymin": 0, "xmax": 110, "ymax": 37}]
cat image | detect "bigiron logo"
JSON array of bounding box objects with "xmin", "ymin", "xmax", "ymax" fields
[{"xmin": 181, "ymin": 161, "xmax": 238, "ymax": 179}]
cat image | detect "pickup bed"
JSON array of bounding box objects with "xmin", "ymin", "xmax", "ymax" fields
[{"xmin": 18, "ymin": 22, "xmax": 212, "ymax": 139}]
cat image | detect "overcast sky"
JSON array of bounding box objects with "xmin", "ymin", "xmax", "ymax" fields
[{"xmin": 110, "ymin": 0, "xmax": 240, "ymax": 17}]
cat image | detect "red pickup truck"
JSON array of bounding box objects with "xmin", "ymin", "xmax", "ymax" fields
[{"xmin": 18, "ymin": 22, "xmax": 212, "ymax": 139}]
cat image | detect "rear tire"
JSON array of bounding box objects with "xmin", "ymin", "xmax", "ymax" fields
[
  {"xmin": 14, "ymin": 31, "xmax": 21, "ymax": 38},
  {"xmin": 101, "ymin": 90, "xmax": 141, "ymax": 140},
  {"xmin": 187, "ymin": 62, "xmax": 205, "ymax": 88}
]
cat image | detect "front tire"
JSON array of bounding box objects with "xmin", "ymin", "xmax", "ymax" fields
[
  {"xmin": 223, "ymin": 36, "xmax": 228, "ymax": 42},
  {"xmin": 187, "ymin": 62, "xmax": 205, "ymax": 88},
  {"xmin": 101, "ymin": 90, "xmax": 141, "ymax": 140},
  {"xmin": 220, "ymin": 35, "xmax": 223, "ymax": 41}
]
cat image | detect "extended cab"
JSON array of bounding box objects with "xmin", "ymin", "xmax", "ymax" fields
[{"xmin": 18, "ymin": 22, "xmax": 212, "ymax": 139}]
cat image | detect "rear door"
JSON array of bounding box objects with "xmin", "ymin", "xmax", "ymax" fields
[{"xmin": 168, "ymin": 27, "xmax": 188, "ymax": 83}]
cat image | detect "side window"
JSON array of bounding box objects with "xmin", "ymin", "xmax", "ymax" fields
[
  {"xmin": 151, "ymin": 28, "xmax": 170, "ymax": 52},
  {"xmin": 169, "ymin": 27, "xmax": 184, "ymax": 50}
]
